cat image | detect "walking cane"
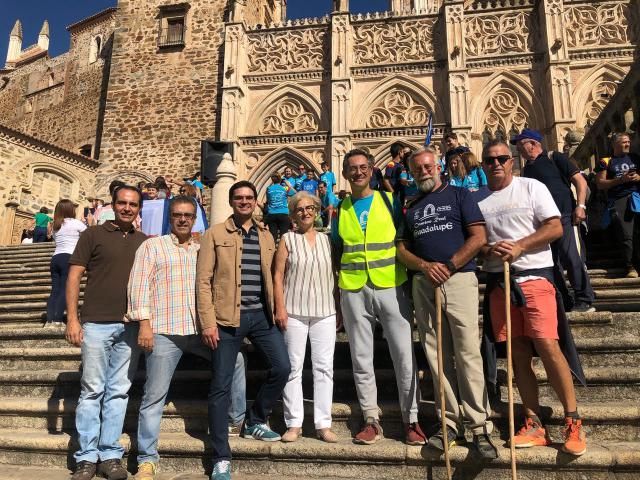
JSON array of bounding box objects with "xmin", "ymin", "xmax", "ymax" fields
[
  {"xmin": 504, "ymin": 261, "xmax": 517, "ymax": 480},
  {"xmin": 435, "ymin": 286, "xmax": 452, "ymax": 480}
]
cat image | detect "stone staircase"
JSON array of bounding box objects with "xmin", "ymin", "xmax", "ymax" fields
[{"xmin": 0, "ymin": 241, "xmax": 639, "ymax": 479}]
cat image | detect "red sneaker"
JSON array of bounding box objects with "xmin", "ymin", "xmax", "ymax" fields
[
  {"xmin": 354, "ymin": 418, "xmax": 383, "ymax": 445},
  {"xmin": 512, "ymin": 417, "xmax": 551, "ymax": 448},
  {"xmin": 405, "ymin": 422, "xmax": 427, "ymax": 446},
  {"xmin": 562, "ymin": 417, "xmax": 587, "ymax": 456}
]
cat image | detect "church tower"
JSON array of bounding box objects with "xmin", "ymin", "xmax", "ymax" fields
[
  {"xmin": 5, "ymin": 20, "xmax": 23, "ymax": 68},
  {"xmin": 37, "ymin": 20, "xmax": 50, "ymax": 51}
]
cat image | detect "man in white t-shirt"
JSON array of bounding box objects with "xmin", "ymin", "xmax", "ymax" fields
[{"xmin": 477, "ymin": 140, "xmax": 586, "ymax": 457}]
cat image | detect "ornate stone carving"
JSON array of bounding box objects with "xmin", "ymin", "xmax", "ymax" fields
[
  {"xmin": 353, "ymin": 19, "xmax": 435, "ymax": 65},
  {"xmin": 582, "ymin": 80, "xmax": 619, "ymax": 127},
  {"xmin": 564, "ymin": 2, "xmax": 630, "ymax": 48},
  {"xmin": 465, "ymin": 12, "xmax": 533, "ymax": 57},
  {"xmin": 259, "ymin": 98, "xmax": 319, "ymax": 135},
  {"xmin": 365, "ymin": 89, "xmax": 429, "ymax": 129},
  {"xmin": 247, "ymin": 28, "xmax": 327, "ymax": 73},
  {"xmin": 481, "ymin": 88, "xmax": 529, "ymax": 137}
]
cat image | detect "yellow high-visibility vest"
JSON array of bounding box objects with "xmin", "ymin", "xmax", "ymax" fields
[{"xmin": 338, "ymin": 191, "xmax": 407, "ymax": 290}]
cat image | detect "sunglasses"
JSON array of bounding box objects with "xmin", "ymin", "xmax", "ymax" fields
[{"xmin": 482, "ymin": 155, "xmax": 511, "ymax": 165}]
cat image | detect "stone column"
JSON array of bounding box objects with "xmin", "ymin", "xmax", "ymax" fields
[
  {"xmin": 210, "ymin": 153, "xmax": 237, "ymax": 225},
  {"xmin": 444, "ymin": 1, "xmax": 472, "ymax": 148},
  {"xmin": 540, "ymin": 0, "xmax": 575, "ymax": 150},
  {"xmin": 220, "ymin": 22, "xmax": 246, "ymax": 142},
  {"xmin": 331, "ymin": 11, "xmax": 353, "ymax": 191},
  {"xmin": 1, "ymin": 188, "xmax": 20, "ymax": 245}
]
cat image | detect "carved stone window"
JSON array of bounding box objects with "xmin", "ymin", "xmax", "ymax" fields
[
  {"xmin": 158, "ymin": 4, "xmax": 190, "ymax": 49},
  {"xmin": 89, "ymin": 36, "xmax": 102, "ymax": 64},
  {"xmin": 365, "ymin": 89, "xmax": 429, "ymax": 129},
  {"xmin": 259, "ymin": 98, "xmax": 319, "ymax": 135}
]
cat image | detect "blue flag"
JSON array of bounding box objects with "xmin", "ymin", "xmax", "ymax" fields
[{"xmin": 424, "ymin": 111, "xmax": 433, "ymax": 146}]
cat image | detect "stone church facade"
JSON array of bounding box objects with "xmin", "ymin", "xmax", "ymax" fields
[{"xmin": 0, "ymin": 0, "xmax": 638, "ymax": 241}]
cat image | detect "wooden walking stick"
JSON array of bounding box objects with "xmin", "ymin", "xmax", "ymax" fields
[
  {"xmin": 435, "ymin": 286, "xmax": 452, "ymax": 480},
  {"xmin": 504, "ymin": 261, "xmax": 518, "ymax": 480}
]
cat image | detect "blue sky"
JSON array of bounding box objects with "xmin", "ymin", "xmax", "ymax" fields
[{"xmin": 0, "ymin": 0, "xmax": 389, "ymax": 61}]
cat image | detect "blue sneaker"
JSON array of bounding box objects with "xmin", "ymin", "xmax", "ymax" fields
[
  {"xmin": 242, "ymin": 423, "xmax": 282, "ymax": 441},
  {"xmin": 211, "ymin": 460, "xmax": 231, "ymax": 480}
]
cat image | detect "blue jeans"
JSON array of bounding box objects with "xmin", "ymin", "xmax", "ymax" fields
[
  {"xmin": 33, "ymin": 226, "xmax": 48, "ymax": 243},
  {"xmin": 74, "ymin": 322, "xmax": 140, "ymax": 463},
  {"xmin": 46, "ymin": 253, "xmax": 70, "ymax": 322},
  {"xmin": 137, "ymin": 334, "xmax": 246, "ymax": 464},
  {"xmin": 208, "ymin": 310, "xmax": 290, "ymax": 463}
]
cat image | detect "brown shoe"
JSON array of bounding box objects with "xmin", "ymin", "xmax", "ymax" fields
[
  {"xmin": 97, "ymin": 458, "xmax": 128, "ymax": 480},
  {"xmin": 405, "ymin": 422, "xmax": 427, "ymax": 446},
  {"xmin": 316, "ymin": 428, "xmax": 338, "ymax": 443},
  {"xmin": 354, "ymin": 418, "xmax": 383, "ymax": 445},
  {"xmin": 71, "ymin": 461, "xmax": 96, "ymax": 480},
  {"xmin": 626, "ymin": 267, "xmax": 639, "ymax": 279},
  {"xmin": 281, "ymin": 427, "xmax": 302, "ymax": 442}
]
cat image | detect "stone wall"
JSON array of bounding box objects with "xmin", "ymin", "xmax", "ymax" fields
[
  {"xmin": 95, "ymin": 0, "xmax": 230, "ymax": 194},
  {"xmin": 0, "ymin": 125, "xmax": 98, "ymax": 245},
  {"xmin": 0, "ymin": 10, "xmax": 116, "ymax": 157}
]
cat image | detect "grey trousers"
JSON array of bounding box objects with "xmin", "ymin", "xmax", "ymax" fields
[
  {"xmin": 341, "ymin": 283, "xmax": 419, "ymax": 423},
  {"xmin": 413, "ymin": 272, "xmax": 493, "ymax": 435}
]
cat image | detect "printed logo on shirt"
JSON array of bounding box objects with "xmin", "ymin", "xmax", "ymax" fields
[{"xmin": 359, "ymin": 210, "xmax": 369, "ymax": 230}]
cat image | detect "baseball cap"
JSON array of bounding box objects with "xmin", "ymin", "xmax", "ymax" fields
[{"xmin": 510, "ymin": 128, "xmax": 543, "ymax": 145}]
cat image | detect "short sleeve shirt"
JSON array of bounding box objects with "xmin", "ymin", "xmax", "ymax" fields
[
  {"xmin": 398, "ymin": 183, "xmax": 484, "ymax": 272},
  {"xmin": 34, "ymin": 212, "xmax": 52, "ymax": 228},
  {"xmin": 70, "ymin": 222, "xmax": 148, "ymax": 322},
  {"xmin": 594, "ymin": 153, "xmax": 640, "ymax": 200},
  {"xmin": 301, "ymin": 179, "xmax": 319, "ymax": 194},
  {"xmin": 320, "ymin": 171, "xmax": 337, "ymax": 192},
  {"xmin": 478, "ymin": 177, "xmax": 560, "ymax": 273},
  {"xmin": 266, "ymin": 184, "xmax": 293, "ymax": 215},
  {"xmin": 522, "ymin": 151, "xmax": 579, "ymax": 217}
]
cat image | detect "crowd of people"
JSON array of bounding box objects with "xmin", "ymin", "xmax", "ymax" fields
[{"xmin": 27, "ymin": 128, "xmax": 638, "ymax": 480}]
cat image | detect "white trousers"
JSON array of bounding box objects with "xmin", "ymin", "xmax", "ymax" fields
[{"xmin": 282, "ymin": 314, "xmax": 336, "ymax": 429}]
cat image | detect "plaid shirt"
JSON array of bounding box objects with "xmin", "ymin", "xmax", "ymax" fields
[{"xmin": 127, "ymin": 234, "xmax": 200, "ymax": 335}]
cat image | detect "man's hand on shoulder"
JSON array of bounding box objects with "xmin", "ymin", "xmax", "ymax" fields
[{"xmin": 202, "ymin": 326, "xmax": 220, "ymax": 349}]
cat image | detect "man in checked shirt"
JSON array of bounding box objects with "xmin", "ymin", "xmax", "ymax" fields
[{"xmin": 126, "ymin": 196, "xmax": 246, "ymax": 480}]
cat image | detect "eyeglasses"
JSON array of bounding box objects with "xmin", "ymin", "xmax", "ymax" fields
[
  {"xmin": 482, "ymin": 155, "xmax": 511, "ymax": 165},
  {"xmin": 347, "ymin": 165, "xmax": 371, "ymax": 174},
  {"xmin": 294, "ymin": 205, "xmax": 318, "ymax": 215},
  {"xmin": 171, "ymin": 212, "xmax": 196, "ymax": 220}
]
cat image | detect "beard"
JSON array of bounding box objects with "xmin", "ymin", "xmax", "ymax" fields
[{"xmin": 417, "ymin": 177, "xmax": 436, "ymax": 193}]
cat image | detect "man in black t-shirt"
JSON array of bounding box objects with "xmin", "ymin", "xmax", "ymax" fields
[
  {"xmin": 595, "ymin": 132, "xmax": 640, "ymax": 278},
  {"xmin": 513, "ymin": 129, "xmax": 595, "ymax": 312}
]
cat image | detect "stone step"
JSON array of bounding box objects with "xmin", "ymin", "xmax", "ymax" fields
[
  {"xmin": 2, "ymin": 396, "xmax": 637, "ymax": 444},
  {"xmin": 0, "ymin": 366, "xmax": 636, "ymax": 403},
  {"xmin": 0, "ymin": 429, "xmax": 636, "ymax": 479},
  {"xmin": 0, "ymin": 330, "xmax": 637, "ymax": 371}
]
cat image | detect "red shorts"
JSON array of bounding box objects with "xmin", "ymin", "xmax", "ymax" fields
[{"xmin": 490, "ymin": 279, "xmax": 558, "ymax": 342}]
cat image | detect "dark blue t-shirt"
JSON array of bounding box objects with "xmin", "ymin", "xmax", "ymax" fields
[
  {"xmin": 398, "ymin": 183, "xmax": 484, "ymax": 272},
  {"xmin": 522, "ymin": 151, "xmax": 579, "ymax": 217},
  {"xmin": 594, "ymin": 153, "xmax": 640, "ymax": 200}
]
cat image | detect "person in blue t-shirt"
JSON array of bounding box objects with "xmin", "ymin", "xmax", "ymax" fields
[
  {"xmin": 318, "ymin": 181, "xmax": 338, "ymax": 227},
  {"xmin": 399, "ymin": 168, "xmax": 420, "ymax": 206},
  {"xmin": 320, "ymin": 162, "xmax": 337, "ymax": 193},
  {"xmin": 282, "ymin": 166, "xmax": 296, "ymax": 191},
  {"xmin": 300, "ymin": 169, "xmax": 319, "ymax": 196},
  {"xmin": 263, "ymin": 172, "xmax": 294, "ymax": 241},
  {"xmin": 595, "ymin": 132, "xmax": 640, "ymax": 278},
  {"xmin": 294, "ymin": 164, "xmax": 307, "ymax": 191},
  {"xmin": 395, "ymin": 147, "xmax": 497, "ymax": 459}
]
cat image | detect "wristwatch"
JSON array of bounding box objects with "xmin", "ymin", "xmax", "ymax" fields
[
  {"xmin": 445, "ymin": 260, "xmax": 457, "ymax": 274},
  {"xmin": 577, "ymin": 204, "xmax": 587, "ymax": 209}
]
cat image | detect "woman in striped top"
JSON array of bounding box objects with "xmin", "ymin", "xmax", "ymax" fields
[{"xmin": 273, "ymin": 191, "xmax": 338, "ymax": 443}]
